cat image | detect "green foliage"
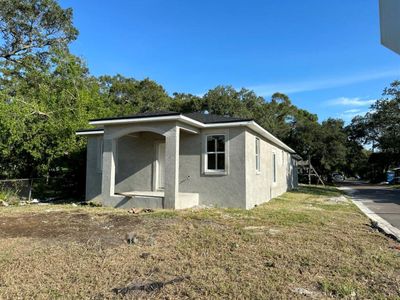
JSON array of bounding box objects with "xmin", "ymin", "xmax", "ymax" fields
[
  {"xmin": 347, "ymin": 80, "xmax": 400, "ymax": 181},
  {"xmin": 0, "ymin": 49, "xmax": 112, "ymax": 179},
  {"xmin": 0, "ymin": 0, "xmax": 78, "ymax": 63},
  {"xmin": 98, "ymin": 75, "xmax": 171, "ymax": 115},
  {"xmin": 1, "ymin": 0, "xmax": 389, "ymax": 194}
]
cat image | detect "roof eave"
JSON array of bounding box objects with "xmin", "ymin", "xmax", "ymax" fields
[
  {"xmin": 76, "ymin": 129, "xmax": 104, "ymax": 136},
  {"xmin": 87, "ymin": 114, "xmax": 296, "ymax": 153},
  {"xmin": 247, "ymin": 121, "xmax": 296, "ymax": 154}
]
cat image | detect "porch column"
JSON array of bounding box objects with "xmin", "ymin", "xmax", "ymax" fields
[
  {"xmin": 101, "ymin": 138, "xmax": 117, "ymax": 200},
  {"xmin": 164, "ymin": 126, "xmax": 180, "ymax": 209}
]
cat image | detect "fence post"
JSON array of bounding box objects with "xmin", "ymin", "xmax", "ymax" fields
[{"xmin": 28, "ymin": 179, "xmax": 33, "ymax": 202}]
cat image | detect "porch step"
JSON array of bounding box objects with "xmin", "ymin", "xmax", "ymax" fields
[
  {"xmin": 115, "ymin": 192, "xmax": 164, "ymax": 209},
  {"xmin": 115, "ymin": 191, "xmax": 199, "ymax": 209},
  {"xmin": 117, "ymin": 191, "xmax": 164, "ymax": 198}
]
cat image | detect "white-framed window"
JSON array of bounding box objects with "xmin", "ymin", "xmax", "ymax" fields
[
  {"xmin": 255, "ymin": 137, "xmax": 260, "ymax": 173},
  {"xmin": 205, "ymin": 134, "xmax": 226, "ymax": 172},
  {"xmin": 282, "ymin": 150, "xmax": 284, "ymax": 165},
  {"xmin": 272, "ymin": 152, "xmax": 277, "ymax": 183}
]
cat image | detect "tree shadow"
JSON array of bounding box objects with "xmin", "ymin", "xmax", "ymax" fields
[
  {"xmin": 292, "ymin": 185, "xmax": 344, "ymax": 197},
  {"xmin": 112, "ymin": 276, "xmax": 189, "ymax": 296}
]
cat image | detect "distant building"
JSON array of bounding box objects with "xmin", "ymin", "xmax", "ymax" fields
[{"xmin": 379, "ymin": 0, "xmax": 400, "ymax": 54}]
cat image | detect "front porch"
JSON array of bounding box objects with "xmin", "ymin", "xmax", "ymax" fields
[
  {"xmin": 100, "ymin": 121, "xmax": 199, "ymax": 209},
  {"xmin": 115, "ymin": 191, "xmax": 199, "ymax": 209}
]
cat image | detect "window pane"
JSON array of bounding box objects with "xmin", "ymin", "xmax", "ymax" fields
[
  {"xmin": 216, "ymin": 135, "xmax": 225, "ymax": 152},
  {"xmin": 256, "ymin": 138, "xmax": 259, "ymax": 154},
  {"xmin": 207, "ymin": 136, "xmax": 215, "ymax": 152},
  {"xmin": 208, "ymin": 153, "xmax": 216, "ymax": 170},
  {"xmin": 217, "ymin": 153, "xmax": 225, "ymax": 170}
]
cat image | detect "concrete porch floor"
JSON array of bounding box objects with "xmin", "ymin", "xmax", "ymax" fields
[
  {"xmin": 115, "ymin": 190, "xmax": 200, "ymax": 209},
  {"xmin": 117, "ymin": 191, "xmax": 165, "ymax": 198}
]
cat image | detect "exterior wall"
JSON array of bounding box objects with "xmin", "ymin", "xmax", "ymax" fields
[
  {"xmin": 179, "ymin": 127, "xmax": 247, "ymax": 208},
  {"xmin": 380, "ymin": 0, "xmax": 400, "ymax": 54},
  {"xmin": 115, "ymin": 132, "xmax": 163, "ymax": 193},
  {"xmin": 85, "ymin": 136, "xmax": 102, "ymax": 202},
  {"xmin": 100, "ymin": 120, "xmax": 184, "ymax": 208},
  {"xmin": 84, "ymin": 122, "xmax": 296, "ymax": 209},
  {"xmin": 244, "ymin": 129, "xmax": 297, "ymax": 209}
]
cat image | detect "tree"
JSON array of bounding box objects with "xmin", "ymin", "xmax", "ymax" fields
[
  {"xmin": 170, "ymin": 93, "xmax": 204, "ymax": 113},
  {"xmin": 98, "ymin": 75, "xmax": 171, "ymax": 115},
  {"xmin": 202, "ymin": 86, "xmax": 251, "ymax": 117},
  {"xmin": 0, "ymin": 49, "xmax": 110, "ymax": 179},
  {"xmin": 0, "ymin": 0, "xmax": 77, "ymax": 64}
]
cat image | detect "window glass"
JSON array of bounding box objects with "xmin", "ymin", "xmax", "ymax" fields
[
  {"xmin": 255, "ymin": 138, "xmax": 260, "ymax": 172},
  {"xmin": 207, "ymin": 137, "xmax": 215, "ymax": 152},
  {"xmin": 208, "ymin": 153, "xmax": 216, "ymax": 169},
  {"xmin": 216, "ymin": 136, "xmax": 225, "ymax": 151},
  {"xmin": 217, "ymin": 153, "xmax": 225, "ymax": 169},
  {"xmin": 206, "ymin": 135, "xmax": 225, "ymax": 171}
]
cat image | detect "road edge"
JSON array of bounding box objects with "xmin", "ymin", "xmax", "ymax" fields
[{"xmin": 338, "ymin": 186, "xmax": 400, "ymax": 242}]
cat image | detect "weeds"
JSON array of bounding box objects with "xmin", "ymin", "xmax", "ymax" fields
[{"xmin": 0, "ymin": 186, "xmax": 399, "ymax": 299}]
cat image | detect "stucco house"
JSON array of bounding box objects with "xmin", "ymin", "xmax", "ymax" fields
[{"xmin": 77, "ymin": 111, "xmax": 298, "ymax": 209}]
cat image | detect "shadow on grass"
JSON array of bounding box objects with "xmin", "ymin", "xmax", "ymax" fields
[
  {"xmin": 292, "ymin": 185, "xmax": 344, "ymax": 197},
  {"xmin": 112, "ymin": 276, "xmax": 189, "ymax": 296}
]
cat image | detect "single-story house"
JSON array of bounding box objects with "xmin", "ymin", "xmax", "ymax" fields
[{"xmin": 77, "ymin": 111, "xmax": 299, "ymax": 209}]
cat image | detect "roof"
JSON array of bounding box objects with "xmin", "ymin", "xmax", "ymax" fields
[
  {"xmin": 89, "ymin": 111, "xmax": 252, "ymax": 124},
  {"xmin": 183, "ymin": 112, "xmax": 253, "ymax": 124},
  {"xmin": 78, "ymin": 111, "xmax": 296, "ymax": 153}
]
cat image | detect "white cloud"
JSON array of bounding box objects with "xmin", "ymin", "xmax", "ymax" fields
[
  {"xmin": 343, "ymin": 108, "xmax": 362, "ymax": 114},
  {"xmin": 327, "ymin": 97, "xmax": 376, "ymax": 107},
  {"xmin": 339, "ymin": 109, "xmax": 368, "ymax": 122},
  {"xmin": 247, "ymin": 69, "xmax": 399, "ymax": 96}
]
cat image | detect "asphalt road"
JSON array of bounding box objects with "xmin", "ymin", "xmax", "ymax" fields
[{"xmin": 339, "ymin": 182, "xmax": 400, "ymax": 230}]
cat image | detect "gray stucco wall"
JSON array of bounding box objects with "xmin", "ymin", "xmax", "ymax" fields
[
  {"xmin": 115, "ymin": 132, "xmax": 163, "ymax": 193},
  {"xmin": 244, "ymin": 129, "xmax": 297, "ymax": 209},
  {"xmin": 85, "ymin": 136, "xmax": 102, "ymax": 201},
  {"xmin": 179, "ymin": 127, "xmax": 247, "ymax": 208},
  {"xmin": 84, "ymin": 123, "xmax": 297, "ymax": 209},
  {"xmin": 84, "ymin": 126, "xmax": 247, "ymax": 208}
]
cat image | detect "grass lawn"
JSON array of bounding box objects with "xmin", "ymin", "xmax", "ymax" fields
[{"xmin": 0, "ymin": 186, "xmax": 399, "ymax": 299}]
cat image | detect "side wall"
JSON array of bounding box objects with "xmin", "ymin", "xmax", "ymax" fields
[
  {"xmin": 85, "ymin": 136, "xmax": 102, "ymax": 202},
  {"xmin": 179, "ymin": 127, "xmax": 247, "ymax": 208},
  {"xmin": 244, "ymin": 129, "xmax": 297, "ymax": 209}
]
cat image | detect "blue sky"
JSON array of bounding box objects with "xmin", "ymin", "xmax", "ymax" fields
[{"xmin": 62, "ymin": 0, "xmax": 400, "ymax": 123}]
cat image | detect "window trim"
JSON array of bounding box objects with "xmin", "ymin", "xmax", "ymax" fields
[
  {"xmin": 272, "ymin": 152, "xmax": 277, "ymax": 183},
  {"xmin": 202, "ymin": 132, "xmax": 229, "ymax": 176},
  {"xmin": 255, "ymin": 137, "xmax": 261, "ymax": 174}
]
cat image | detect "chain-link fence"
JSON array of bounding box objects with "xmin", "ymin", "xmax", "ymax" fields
[
  {"xmin": 0, "ymin": 179, "xmax": 32, "ymax": 202},
  {"xmin": 0, "ymin": 177, "xmax": 83, "ymax": 203}
]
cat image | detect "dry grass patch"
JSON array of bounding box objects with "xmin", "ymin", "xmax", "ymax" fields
[{"xmin": 0, "ymin": 186, "xmax": 399, "ymax": 299}]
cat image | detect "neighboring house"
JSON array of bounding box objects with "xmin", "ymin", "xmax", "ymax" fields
[
  {"xmin": 77, "ymin": 111, "xmax": 299, "ymax": 209},
  {"xmin": 379, "ymin": 0, "xmax": 400, "ymax": 54}
]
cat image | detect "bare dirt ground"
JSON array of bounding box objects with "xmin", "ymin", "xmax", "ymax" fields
[{"xmin": 0, "ymin": 186, "xmax": 399, "ymax": 299}]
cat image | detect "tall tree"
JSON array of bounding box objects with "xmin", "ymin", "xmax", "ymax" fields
[
  {"xmin": 0, "ymin": 0, "xmax": 77, "ymax": 64},
  {"xmin": 98, "ymin": 75, "xmax": 171, "ymax": 115}
]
